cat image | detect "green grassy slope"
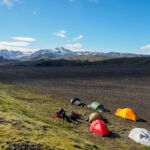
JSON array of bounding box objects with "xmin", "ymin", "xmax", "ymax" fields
[
  {"xmin": 4, "ymin": 55, "xmax": 150, "ymax": 67},
  {"xmin": 100, "ymin": 57, "xmax": 150, "ymax": 65},
  {"xmin": 0, "ymin": 83, "xmax": 101, "ymax": 149},
  {"xmin": 5, "ymin": 55, "xmax": 108, "ymax": 66},
  {"xmin": 0, "ymin": 82, "xmax": 149, "ymax": 150}
]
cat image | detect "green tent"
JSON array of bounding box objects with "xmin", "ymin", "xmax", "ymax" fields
[{"xmin": 87, "ymin": 101, "xmax": 105, "ymax": 112}]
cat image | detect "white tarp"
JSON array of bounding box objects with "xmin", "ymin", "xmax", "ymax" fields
[{"xmin": 128, "ymin": 128, "xmax": 150, "ymax": 146}]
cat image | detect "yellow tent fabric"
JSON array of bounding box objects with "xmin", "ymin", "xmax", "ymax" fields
[{"xmin": 115, "ymin": 108, "xmax": 139, "ymax": 121}]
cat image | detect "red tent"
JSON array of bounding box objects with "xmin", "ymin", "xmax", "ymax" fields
[{"xmin": 90, "ymin": 120, "xmax": 110, "ymax": 136}]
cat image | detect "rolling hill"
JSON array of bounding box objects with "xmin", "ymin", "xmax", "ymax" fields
[{"xmin": 3, "ymin": 55, "xmax": 150, "ymax": 67}]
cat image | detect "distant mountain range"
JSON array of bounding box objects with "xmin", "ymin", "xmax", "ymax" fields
[
  {"xmin": 0, "ymin": 56, "xmax": 17, "ymax": 65},
  {"xmin": 0, "ymin": 49, "xmax": 24, "ymax": 59},
  {"xmin": 0, "ymin": 47, "xmax": 148, "ymax": 60}
]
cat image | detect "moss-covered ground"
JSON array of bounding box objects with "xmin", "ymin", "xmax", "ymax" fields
[{"xmin": 0, "ymin": 82, "xmax": 149, "ymax": 150}]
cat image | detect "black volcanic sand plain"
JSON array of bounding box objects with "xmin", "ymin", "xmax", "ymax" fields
[{"xmin": 0, "ymin": 64, "xmax": 150, "ymax": 149}]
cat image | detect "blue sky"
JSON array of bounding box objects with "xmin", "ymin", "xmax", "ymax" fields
[{"xmin": 0, "ymin": 0, "xmax": 150, "ymax": 54}]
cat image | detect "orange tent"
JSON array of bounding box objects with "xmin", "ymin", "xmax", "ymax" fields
[{"xmin": 115, "ymin": 108, "xmax": 139, "ymax": 121}]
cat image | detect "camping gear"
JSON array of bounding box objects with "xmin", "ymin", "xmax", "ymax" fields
[
  {"xmin": 89, "ymin": 112, "xmax": 103, "ymax": 123},
  {"xmin": 56, "ymin": 113, "xmax": 61, "ymax": 118},
  {"xmin": 72, "ymin": 112, "xmax": 78, "ymax": 117},
  {"xmin": 87, "ymin": 101, "xmax": 105, "ymax": 112},
  {"xmin": 69, "ymin": 112, "xmax": 78, "ymax": 120},
  {"xmin": 56, "ymin": 109, "xmax": 66, "ymax": 119},
  {"xmin": 84, "ymin": 116, "xmax": 89, "ymax": 122},
  {"xmin": 70, "ymin": 98, "xmax": 82, "ymax": 106},
  {"xmin": 128, "ymin": 128, "xmax": 150, "ymax": 146},
  {"xmin": 90, "ymin": 120, "xmax": 110, "ymax": 137},
  {"xmin": 115, "ymin": 108, "xmax": 139, "ymax": 121}
]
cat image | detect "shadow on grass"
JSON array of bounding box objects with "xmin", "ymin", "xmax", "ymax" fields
[
  {"xmin": 109, "ymin": 132, "xmax": 121, "ymax": 138},
  {"xmin": 68, "ymin": 114, "xmax": 83, "ymax": 124},
  {"xmin": 104, "ymin": 108, "xmax": 111, "ymax": 112},
  {"xmin": 137, "ymin": 119, "xmax": 147, "ymax": 122},
  {"xmin": 103, "ymin": 119, "xmax": 109, "ymax": 124}
]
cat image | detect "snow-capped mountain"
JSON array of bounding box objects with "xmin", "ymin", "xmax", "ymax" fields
[
  {"xmin": 30, "ymin": 47, "xmax": 77, "ymax": 58},
  {"xmin": 30, "ymin": 48, "xmax": 147, "ymax": 58},
  {"xmin": 0, "ymin": 49, "xmax": 24, "ymax": 59},
  {"xmin": 0, "ymin": 47, "xmax": 148, "ymax": 60},
  {"xmin": 99, "ymin": 52, "xmax": 144, "ymax": 58}
]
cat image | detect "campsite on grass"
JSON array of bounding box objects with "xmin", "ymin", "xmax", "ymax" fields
[
  {"xmin": 0, "ymin": 64, "xmax": 150, "ymax": 149},
  {"xmin": 1, "ymin": 0, "xmax": 150, "ymax": 149}
]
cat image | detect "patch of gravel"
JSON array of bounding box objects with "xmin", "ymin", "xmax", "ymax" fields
[{"xmin": 7, "ymin": 143, "xmax": 51, "ymax": 150}]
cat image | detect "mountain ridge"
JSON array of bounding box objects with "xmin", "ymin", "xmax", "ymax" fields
[{"xmin": 0, "ymin": 47, "xmax": 148, "ymax": 60}]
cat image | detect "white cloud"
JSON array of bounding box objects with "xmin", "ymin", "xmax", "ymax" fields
[
  {"xmin": 12, "ymin": 37, "xmax": 36, "ymax": 42},
  {"xmin": 0, "ymin": 36, "xmax": 37, "ymax": 52},
  {"xmin": 1, "ymin": 0, "xmax": 19, "ymax": 8},
  {"xmin": 141, "ymin": 44, "xmax": 150, "ymax": 50},
  {"xmin": 0, "ymin": 45, "xmax": 38, "ymax": 52},
  {"xmin": 136, "ymin": 51, "xmax": 150, "ymax": 55},
  {"xmin": 0, "ymin": 41, "xmax": 29, "ymax": 47},
  {"xmin": 72, "ymin": 49, "xmax": 88, "ymax": 52},
  {"xmin": 65, "ymin": 43, "xmax": 82, "ymax": 49},
  {"xmin": 72, "ymin": 35, "xmax": 83, "ymax": 41},
  {"xmin": 54, "ymin": 30, "xmax": 66, "ymax": 38},
  {"xmin": 65, "ymin": 43, "xmax": 89, "ymax": 52},
  {"xmin": 0, "ymin": 41, "xmax": 38, "ymax": 52}
]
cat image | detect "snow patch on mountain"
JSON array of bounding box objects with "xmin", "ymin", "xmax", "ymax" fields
[{"xmin": 0, "ymin": 47, "xmax": 148, "ymax": 60}]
